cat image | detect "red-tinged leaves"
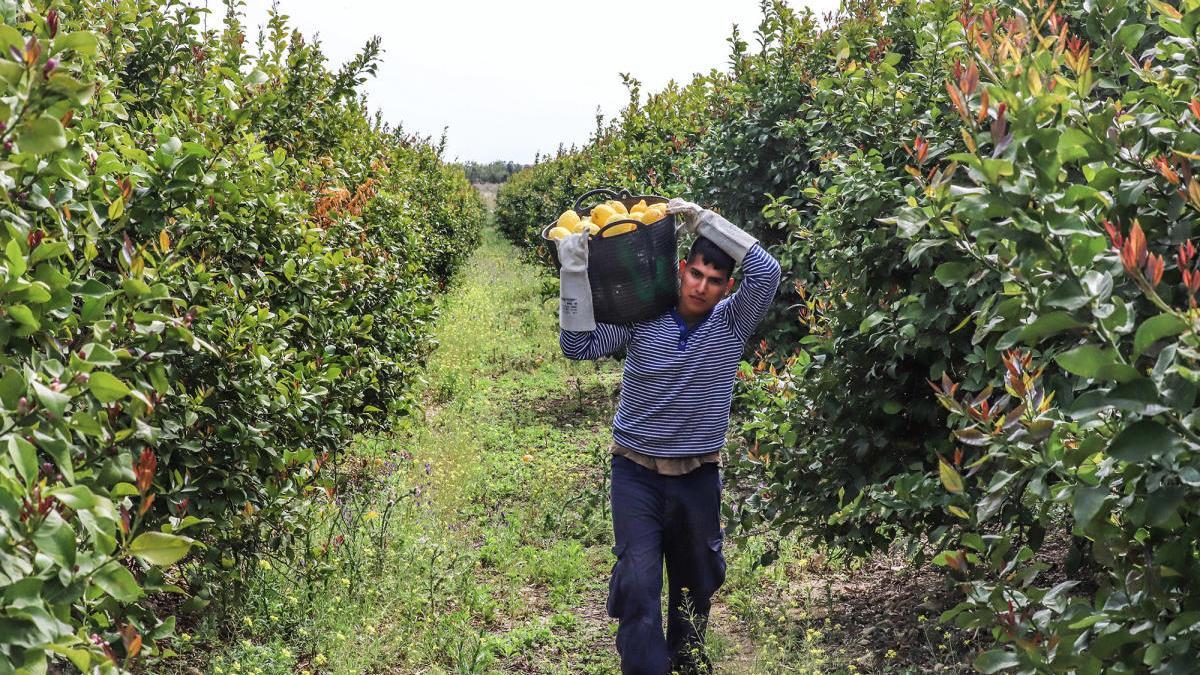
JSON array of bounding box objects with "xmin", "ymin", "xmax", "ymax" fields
[
  {"xmin": 1104, "ymin": 219, "xmax": 1124, "ymax": 250},
  {"xmin": 119, "ymin": 623, "xmax": 142, "ymax": 660},
  {"xmin": 1145, "ymin": 253, "xmax": 1165, "ymax": 287},
  {"xmin": 946, "ymin": 81, "xmax": 969, "ymax": 120},
  {"xmin": 1155, "ymin": 156, "xmax": 1181, "ymax": 185},
  {"xmin": 991, "ymin": 102, "xmax": 1007, "ymax": 146},
  {"xmin": 135, "ymin": 447, "xmax": 156, "ymax": 494}
]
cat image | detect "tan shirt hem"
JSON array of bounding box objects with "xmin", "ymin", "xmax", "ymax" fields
[{"xmin": 611, "ymin": 443, "xmax": 721, "ymax": 476}]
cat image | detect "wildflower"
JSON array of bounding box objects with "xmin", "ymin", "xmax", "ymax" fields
[
  {"xmin": 270, "ymin": 614, "xmax": 279, "ymax": 622},
  {"xmin": 886, "ymin": 649, "xmax": 898, "ymax": 659},
  {"xmin": 242, "ymin": 617, "xmax": 253, "ymax": 627},
  {"xmin": 258, "ymin": 559, "xmax": 272, "ymax": 571},
  {"xmin": 313, "ymin": 654, "xmax": 328, "ymax": 666}
]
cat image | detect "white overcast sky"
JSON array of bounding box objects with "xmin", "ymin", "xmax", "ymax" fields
[{"xmin": 189, "ymin": 0, "xmax": 838, "ymax": 164}]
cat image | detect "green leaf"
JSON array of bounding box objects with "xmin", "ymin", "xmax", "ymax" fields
[
  {"xmin": 8, "ymin": 303, "xmax": 38, "ymax": 333},
  {"xmin": 933, "ymin": 262, "xmax": 971, "ymax": 286},
  {"xmin": 1043, "ymin": 278, "xmax": 1089, "ymax": 311},
  {"xmin": 1073, "ymin": 484, "xmax": 1109, "ymax": 525},
  {"xmin": 1134, "ymin": 313, "xmax": 1188, "ymax": 358},
  {"xmin": 29, "ymin": 240, "xmax": 69, "ymax": 266},
  {"xmin": 858, "ymin": 311, "xmax": 886, "ymax": 333},
  {"xmin": 1056, "ymin": 345, "xmax": 1139, "ymax": 382},
  {"xmin": 47, "ymin": 74, "xmax": 96, "ymax": 105},
  {"xmin": 1105, "ymin": 379, "xmax": 1169, "ymax": 416},
  {"xmin": 32, "ymin": 511, "xmax": 76, "ymax": 568},
  {"xmin": 975, "ymin": 650, "xmax": 1021, "ymax": 674},
  {"xmin": 939, "ymin": 457, "xmax": 964, "ymax": 494},
  {"xmin": 1144, "ymin": 486, "xmax": 1184, "ymax": 527},
  {"xmin": 49, "ymin": 485, "xmax": 98, "ymax": 510},
  {"xmin": 1019, "ymin": 311, "xmax": 1084, "ymax": 344},
  {"xmin": 87, "ymin": 371, "xmax": 130, "ymax": 403},
  {"xmin": 52, "ymin": 31, "xmax": 99, "ymax": 57},
  {"xmin": 128, "ymin": 532, "xmax": 196, "ymax": 566},
  {"xmin": 7, "ymin": 435, "xmax": 37, "ymax": 483},
  {"xmin": 32, "ymin": 381, "xmax": 69, "ymax": 419},
  {"xmin": 18, "ymin": 115, "xmax": 66, "ymax": 155},
  {"xmin": 6, "ymin": 237, "xmax": 26, "ymax": 277},
  {"xmin": 1108, "ymin": 420, "xmax": 1182, "ymax": 462},
  {"xmin": 1057, "ymin": 128, "xmax": 1094, "ymax": 163},
  {"xmin": 92, "ymin": 562, "xmax": 142, "ymax": 602},
  {"xmin": 1116, "ymin": 23, "xmax": 1146, "ymax": 50}
]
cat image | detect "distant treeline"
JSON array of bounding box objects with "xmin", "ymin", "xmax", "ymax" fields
[{"xmin": 457, "ymin": 160, "xmax": 528, "ymax": 184}]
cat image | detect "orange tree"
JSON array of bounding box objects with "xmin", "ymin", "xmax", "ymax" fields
[{"xmin": 0, "ymin": 0, "xmax": 483, "ymax": 671}]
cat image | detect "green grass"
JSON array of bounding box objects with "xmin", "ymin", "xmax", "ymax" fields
[{"xmin": 170, "ymin": 226, "xmax": 960, "ymax": 674}]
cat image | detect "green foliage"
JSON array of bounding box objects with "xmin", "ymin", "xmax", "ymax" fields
[
  {"xmin": 456, "ymin": 160, "xmax": 527, "ymax": 184},
  {"xmin": 0, "ymin": 0, "xmax": 483, "ymax": 671}
]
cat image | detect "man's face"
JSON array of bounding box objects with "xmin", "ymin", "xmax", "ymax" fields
[{"xmin": 677, "ymin": 256, "xmax": 734, "ymax": 319}]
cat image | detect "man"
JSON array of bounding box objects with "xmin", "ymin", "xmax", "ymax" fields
[{"xmin": 557, "ymin": 198, "xmax": 781, "ymax": 674}]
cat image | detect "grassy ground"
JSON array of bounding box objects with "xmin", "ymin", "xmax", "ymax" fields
[{"xmin": 171, "ymin": 226, "xmax": 977, "ymax": 674}]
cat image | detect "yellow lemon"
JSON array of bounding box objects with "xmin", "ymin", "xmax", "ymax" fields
[
  {"xmin": 557, "ymin": 209, "xmax": 581, "ymax": 231},
  {"xmin": 590, "ymin": 203, "xmax": 616, "ymax": 225},
  {"xmin": 608, "ymin": 200, "xmax": 628, "ymax": 215},
  {"xmin": 630, "ymin": 199, "xmax": 648, "ymax": 214},
  {"xmin": 604, "ymin": 212, "xmax": 630, "ymax": 225},
  {"xmin": 643, "ymin": 206, "xmax": 666, "ymax": 224},
  {"xmin": 571, "ymin": 217, "xmax": 593, "ymax": 233},
  {"xmin": 602, "ymin": 222, "xmax": 638, "ymax": 238},
  {"xmin": 586, "ymin": 222, "xmax": 600, "ymax": 235},
  {"xmin": 547, "ymin": 226, "xmax": 571, "ymax": 241}
]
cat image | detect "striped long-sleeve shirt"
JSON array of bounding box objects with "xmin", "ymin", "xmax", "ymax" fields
[{"xmin": 560, "ymin": 244, "xmax": 782, "ymax": 457}]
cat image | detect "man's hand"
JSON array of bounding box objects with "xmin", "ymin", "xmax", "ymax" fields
[
  {"xmin": 667, "ymin": 198, "xmax": 702, "ymax": 235},
  {"xmin": 557, "ymin": 231, "xmax": 588, "ymax": 273},
  {"xmin": 557, "ymin": 232, "xmax": 595, "ymax": 331}
]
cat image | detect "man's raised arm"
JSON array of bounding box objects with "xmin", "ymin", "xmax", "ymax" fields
[
  {"xmin": 556, "ymin": 231, "xmax": 634, "ymax": 360},
  {"xmin": 666, "ymin": 200, "xmax": 782, "ymax": 342}
]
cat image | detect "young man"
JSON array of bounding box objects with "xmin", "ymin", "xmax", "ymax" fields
[{"xmin": 557, "ymin": 198, "xmax": 781, "ymax": 674}]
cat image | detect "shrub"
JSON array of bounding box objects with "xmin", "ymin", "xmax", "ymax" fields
[{"xmin": 0, "ymin": 1, "xmax": 483, "ymax": 671}]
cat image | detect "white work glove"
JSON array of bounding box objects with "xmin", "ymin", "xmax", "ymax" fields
[
  {"xmin": 667, "ymin": 198, "xmax": 702, "ymax": 235},
  {"xmin": 668, "ymin": 198, "xmax": 758, "ymax": 264},
  {"xmin": 557, "ymin": 232, "xmax": 596, "ymax": 331}
]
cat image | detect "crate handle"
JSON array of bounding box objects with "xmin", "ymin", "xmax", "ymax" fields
[
  {"xmin": 595, "ymin": 218, "xmax": 642, "ymax": 238},
  {"xmin": 573, "ymin": 187, "xmax": 632, "ymax": 213}
]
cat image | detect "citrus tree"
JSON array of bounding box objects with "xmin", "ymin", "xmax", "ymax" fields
[{"xmin": 0, "ymin": 1, "xmax": 483, "ymax": 671}]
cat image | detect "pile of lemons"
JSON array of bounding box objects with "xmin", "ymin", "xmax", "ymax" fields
[{"xmin": 547, "ymin": 199, "xmax": 668, "ymax": 241}]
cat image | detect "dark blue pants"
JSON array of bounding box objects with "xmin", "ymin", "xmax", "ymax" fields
[{"xmin": 607, "ymin": 456, "xmax": 726, "ymax": 675}]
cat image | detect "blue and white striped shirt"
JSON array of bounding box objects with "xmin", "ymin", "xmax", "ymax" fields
[{"xmin": 560, "ymin": 244, "xmax": 781, "ymax": 457}]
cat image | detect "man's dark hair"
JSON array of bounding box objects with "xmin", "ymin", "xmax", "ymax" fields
[{"xmin": 686, "ymin": 237, "xmax": 734, "ymax": 279}]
